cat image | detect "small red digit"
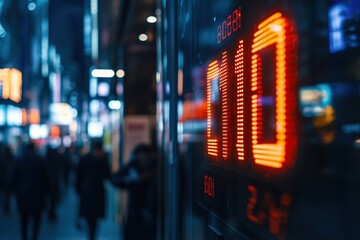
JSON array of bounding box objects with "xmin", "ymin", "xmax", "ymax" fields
[
  {"xmin": 227, "ymin": 15, "xmax": 232, "ymax": 36},
  {"xmin": 232, "ymin": 7, "xmax": 241, "ymax": 31},
  {"xmin": 222, "ymin": 21, "xmax": 226, "ymax": 40},
  {"xmin": 247, "ymin": 185, "xmax": 261, "ymax": 223},
  {"xmin": 217, "ymin": 25, "xmax": 221, "ymax": 43}
]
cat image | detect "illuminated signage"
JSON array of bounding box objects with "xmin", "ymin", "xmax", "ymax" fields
[
  {"xmin": 206, "ymin": 12, "xmax": 298, "ymax": 169},
  {"xmin": 0, "ymin": 68, "xmax": 22, "ymax": 103},
  {"xmin": 7, "ymin": 105, "xmax": 22, "ymax": 126},
  {"xmin": 328, "ymin": 1, "xmax": 360, "ymax": 53}
]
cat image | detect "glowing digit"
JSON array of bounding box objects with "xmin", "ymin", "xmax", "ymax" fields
[
  {"xmin": 207, "ymin": 61, "xmax": 220, "ymax": 157},
  {"xmin": 206, "ymin": 52, "xmax": 229, "ymax": 159},
  {"xmin": 232, "ymin": 7, "xmax": 241, "ymax": 31},
  {"xmin": 227, "ymin": 15, "xmax": 232, "ymax": 37},
  {"xmin": 251, "ymin": 12, "xmax": 298, "ymax": 168},
  {"xmin": 220, "ymin": 52, "xmax": 229, "ymax": 159},
  {"xmin": 247, "ymin": 185, "xmax": 266, "ymax": 223},
  {"xmin": 222, "ymin": 21, "xmax": 226, "ymax": 40},
  {"xmin": 217, "ymin": 26, "xmax": 221, "ymax": 44},
  {"xmin": 235, "ymin": 40, "xmax": 245, "ymax": 161}
]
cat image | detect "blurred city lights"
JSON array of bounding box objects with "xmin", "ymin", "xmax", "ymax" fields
[
  {"xmin": 98, "ymin": 82, "xmax": 110, "ymax": 96},
  {"xmin": 28, "ymin": 2, "xmax": 36, "ymax": 11},
  {"xmin": 90, "ymin": 99, "xmax": 100, "ymax": 115},
  {"xmin": 29, "ymin": 124, "xmax": 49, "ymax": 139},
  {"xmin": 90, "ymin": 77, "xmax": 97, "ymax": 97},
  {"xmin": 0, "ymin": 24, "xmax": 6, "ymax": 38},
  {"xmin": 6, "ymin": 105, "xmax": 22, "ymax": 126},
  {"xmin": 139, "ymin": 34, "xmax": 148, "ymax": 41},
  {"xmin": 108, "ymin": 100, "xmax": 121, "ymax": 110},
  {"xmin": 116, "ymin": 69, "xmax": 125, "ymax": 78},
  {"xmin": 91, "ymin": 69, "xmax": 115, "ymax": 78},
  {"xmin": 0, "ymin": 105, "xmax": 5, "ymax": 126},
  {"xmin": 147, "ymin": 16, "xmax": 157, "ymax": 23},
  {"xmin": 88, "ymin": 121, "xmax": 104, "ymax": 138}
]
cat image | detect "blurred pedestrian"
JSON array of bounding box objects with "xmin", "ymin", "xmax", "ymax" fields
[
  {"xmin": 2, "ymin": 144, "xmax": 15, "ymax": 215},
  {"xmin": 44, "ymin": 145, "xmax": 62, "ymax": 221},
  {"xmin": 110, "ymin": 143, "xmax": 157, "ymax": 240},
  {"xmin": 8, "ymin": 142, "xmax": 50, "ymax": 240},
  {"xmin": 57, "ymin": 145, "xmax": 72, "ymax": 192},
  {"xmin": 76, "ymin": 140, "xmax": 110, "ymax": 240}
]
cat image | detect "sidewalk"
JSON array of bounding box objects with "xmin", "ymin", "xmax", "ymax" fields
[{"xmin": 0, "ymin": 183, "xmax": 121, "ymax": 240}]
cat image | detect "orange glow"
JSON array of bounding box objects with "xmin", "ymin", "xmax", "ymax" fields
[
  {"xmin": 179, "ymin": 100, "xmax": 207, "ymax": 122},
  {"xmin": 29, "ymin": 108, "xmax": 40, "ymax": 124},
  {"xmin": 9, "ymin": 69, "xmax": 22, "ymax": 103},
  {"xmin": 0, "ymin": 68, "xmax": 22, "ymax": 103},
  {"xmin": 206, "ymin": 51, "xmax": 230, "ymax": 159},
  {"xmin": 220, "ymin": 51, "xmax": 229, "ymax": 160},
  {"xmin": 0, "ymin": 70, "xmax": 10, "ymax": 99},
  {"xmin": 235, "ymin": 40, "xmax": 245, "ymax": 160},
  {"xmin": 22, "ymin": 109, "xmax": 27, "ymax": 126},
  {"xmin": 251, "ymin": 12, "xmax": 297, "ymax": 169},
  {"xmin": 50, "ymin": 126, "xmax": 61, "ymax": 137},
  {"xmin": 206, "ymin": 61, "xmax": 219, "ymax": 157}
]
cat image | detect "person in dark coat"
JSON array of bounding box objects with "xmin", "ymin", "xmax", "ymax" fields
[
  {"xmin": 76, "ymin": 140, "xmax": 110, "ymax": 240},
  {"xmin": 44, "ymin": 145, "xmax": 62, "ymax": 221},
  {"xmin": 110, "ymin": 144, "xmax": 157, "ymax": 240},
  {"xmin": 8, "ymin": 142, "xmax": 49, "ymax": 240},
  {"xmin": 2, "ymin": 144, "xmax": 14, "ymax": 214}
]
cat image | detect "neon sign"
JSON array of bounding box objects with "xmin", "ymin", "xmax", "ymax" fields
[
  {"xmin": 206, "ymin": 12, "xmax": 298, "ymax": 169},
  {"xmin": 0, "ymin": 68, "xmax": 22, "ymax": 103}
]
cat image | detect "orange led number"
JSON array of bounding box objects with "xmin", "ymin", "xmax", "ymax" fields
[
  {"xmin": 206, "ymin": 60, "xmax": 220, "ymax": 157},
  {"xmin": 206, "ymin": 52, "xmax": 230, "ymax": 159},
  {"xmin": 220, "ymin": 52, "xmax": 230, "ymax": 159},
  {"xmin": 235, "ymin": 40, "xmax": 245, "ymax": 161},
  {"xmin": 251, "ymin": 12, "xmax": 297, "ymax": 169},
  {"xmin": 206, "ymin": 12, "xmax": 297, "ymax": 169}
]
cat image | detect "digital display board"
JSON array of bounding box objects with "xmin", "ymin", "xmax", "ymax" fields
[
  {"xmin": 176, "ymin": 0, "xmax": 360, "ymax": 239},
  {"xmin": 206, "ymin": 11, "xmax": 298, "ymax": 169},
  {"xmin": 198, "ymin": 6, "xmax": 300, "ymax": 238}
]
